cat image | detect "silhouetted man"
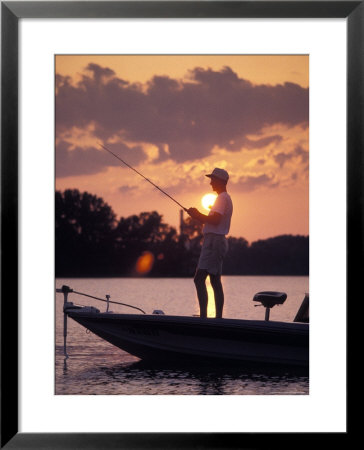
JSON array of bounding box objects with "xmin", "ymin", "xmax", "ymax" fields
[{"xmin": 187, "ymin": 168, "xmax": 233, "ymax": 318}]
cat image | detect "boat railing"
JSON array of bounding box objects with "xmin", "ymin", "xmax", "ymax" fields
[{"xmin": 56, "ymin": 285, "xmax": 146, "ymax": 315}]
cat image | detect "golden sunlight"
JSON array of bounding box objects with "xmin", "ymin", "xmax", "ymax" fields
[
  {"xmin": 201, "ymin": 193, "xmax": 217, "ymax": 211},
  {"xmin": 206, "ymin": 278, "xmax": 216, "ymax": 318}
]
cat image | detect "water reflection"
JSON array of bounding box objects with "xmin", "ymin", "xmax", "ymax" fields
[
  {"xmin": 92, "ymin": 360, "xmax": 309, "ymax": 396},
  {"xmin": 58, "ymin": 345, "xmax": 308, "ymax": 395}
]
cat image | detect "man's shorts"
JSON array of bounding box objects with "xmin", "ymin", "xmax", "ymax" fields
[{"xmin": 197, "ymin": 233, "xmax": 229, "ymax": 275}]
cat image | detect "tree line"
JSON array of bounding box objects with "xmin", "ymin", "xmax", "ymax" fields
[{"xmin": 55, "ymin": 189, "xmax": 309, "ymax": 277}]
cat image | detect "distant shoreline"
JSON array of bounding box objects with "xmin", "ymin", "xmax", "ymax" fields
[{"xmin": 56, "ymin": 274, "xmax": 309, "ymax": 279}]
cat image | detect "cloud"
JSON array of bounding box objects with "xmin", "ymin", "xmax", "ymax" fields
[
  {"xmin": 273, "ymin": 151, "xmax": 294, "ymax": 168},
  {"xmin": 56, "ymin": 140, "xmax": 146, "ymax": 178},
  {"xmin": 118, "ymin": 185, "xmax": 138, "ymax": 194},
  {"xmin": 294, "ymin": 145, "xmax": 309, "ymax": 164},
  {"xmin": 234, "ymin": 173, "xmax": 279, "ymax": 192},
  {"xmin": 56, "ymin": 63, "xmax": 308, "ymax": 176},
  {"xmin": 272, "ymin": 145, "xmax": 309, "ymax": 168},
  {"xmin": 242, "ymin": 135, "xmax": 283, "ymax": 150}
]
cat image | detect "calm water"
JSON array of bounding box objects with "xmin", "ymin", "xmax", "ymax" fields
[{"xmin": 55, "ymin": 276, "xmax": 309, "ymax": 395}]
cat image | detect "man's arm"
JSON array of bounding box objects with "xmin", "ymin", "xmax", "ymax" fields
[{"xmin": 187, "ymin": 208, "xmax": 222, "ymax": 225}]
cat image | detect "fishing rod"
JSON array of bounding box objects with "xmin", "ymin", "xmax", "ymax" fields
[{"xmin": 98, "ymin": 142, "xmax": 188, "ymax": 212}]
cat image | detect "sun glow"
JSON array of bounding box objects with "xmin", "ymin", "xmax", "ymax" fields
[
  {"xmin": 135, "ymin": 251, "xmax": 155, "ymax": 275},
  {"xmin": 201, "ymin": 193, "xmax": 217, "ymax": 211}
]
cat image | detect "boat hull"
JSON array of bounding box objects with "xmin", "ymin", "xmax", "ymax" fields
[{"xmin": 67, "ymin": 311, "xmax": 309, "ymax": 368}]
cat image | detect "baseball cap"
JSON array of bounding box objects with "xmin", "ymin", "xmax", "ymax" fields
[{"xmin": 205, "ymin": 167, "xmax": 229, "ymax": 182}]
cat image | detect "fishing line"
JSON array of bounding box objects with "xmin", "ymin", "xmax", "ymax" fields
[{"xmin": 98, "ymin": 142, "xmax": 188, "ymax": 212}]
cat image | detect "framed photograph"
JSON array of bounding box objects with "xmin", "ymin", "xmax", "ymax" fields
[{"xmin": 2, "ymin": 1, "xmax": 359, "ymax": 447}]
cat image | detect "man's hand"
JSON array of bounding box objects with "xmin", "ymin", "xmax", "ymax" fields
[
  {"xmin": 187, "ymin": 207, "xmax": 200, "ymax": 220},
  {"xmin": 187, "ymin": 207, "xmax": 221, "ymax": 225}
]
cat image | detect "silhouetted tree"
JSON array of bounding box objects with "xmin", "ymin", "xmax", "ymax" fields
[
  {"xmin": 56, "ymin": 189, "xmax": 116, "ymax": 276},
  {"xmin": 223, "ymin": 237, "xmax": 250, "ymax": 274},
  {"xmin": 247, "ymin": 235, "xmax": 309, "ymax": 275},
  {"xmin": 181, "ymin": 216, "xmax": 203, "ymax": 241},
  {"xmin": 55, "ymin": 189, "xmax": 309, "ymax": 277},
  {"xmin": 113, "ymin": 211, "xmax": 181, "ymax": 275}
]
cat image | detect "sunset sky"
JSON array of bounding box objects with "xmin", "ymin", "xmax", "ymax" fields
[{"xmin": 55, "ymin": 55, "xmax": 309, "ymax": 242}]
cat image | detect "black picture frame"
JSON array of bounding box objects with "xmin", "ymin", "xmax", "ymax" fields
[{"xmin": 1, "ymin": 1, "xmax": 358, "ymax": 448}]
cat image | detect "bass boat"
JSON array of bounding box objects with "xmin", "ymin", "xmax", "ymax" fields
[{"xmin": 58, "ymin": 285, "xmax": 309, "ymax": 368}]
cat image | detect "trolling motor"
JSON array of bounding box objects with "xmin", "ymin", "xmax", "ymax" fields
[
  {"xmin": 57, "ymin": 285, "xmax": 99, "ymax": 359},
  {"xmin": 57, "ymin": 285, "xmax": 75, "ymax": 310},
  {"xmin": 56, "ymin": 285, "xmax": 74, "ymax": 359},
  {"xmin": 253, "ymin": 291, "xmax": 287, "ymax": 321}
]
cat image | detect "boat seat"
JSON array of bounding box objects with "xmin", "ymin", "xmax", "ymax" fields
[{"xmin": 253, "ymin": 291, "xmax": 287, "ymax": 308}]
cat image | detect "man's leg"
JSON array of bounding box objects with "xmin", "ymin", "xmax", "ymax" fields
[
  {"xmin": 194, "ymin": 269, "xmax": 209, "ymax": 318},
  {"xmin": 209, "ymin": 273, "xmax": 224, "ymax": 319}
]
